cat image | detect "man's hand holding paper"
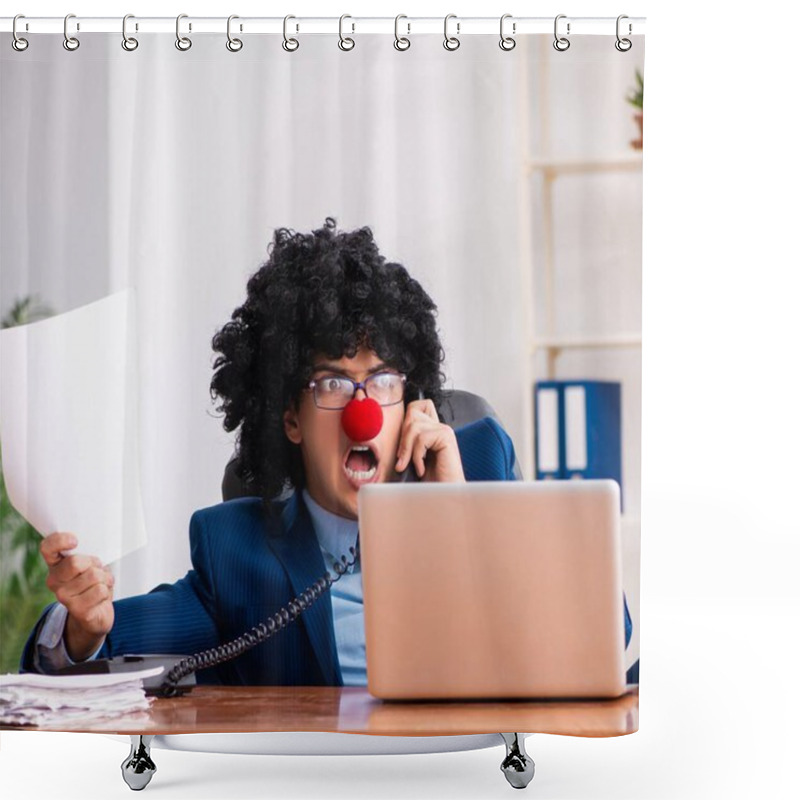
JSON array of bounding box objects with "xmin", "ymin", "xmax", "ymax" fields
[{"xmin": 40, "ymin": 532, "xmax": 114, "ymax": 662}]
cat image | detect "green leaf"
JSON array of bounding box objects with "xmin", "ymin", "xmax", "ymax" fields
[{"xmin": 626, "ymin": 68, "xmax": 644, "ymax": 109}]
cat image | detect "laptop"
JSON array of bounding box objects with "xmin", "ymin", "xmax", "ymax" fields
[{"xmin": 357, "ymin": 479, "xmax": 626, "ymax": 700}]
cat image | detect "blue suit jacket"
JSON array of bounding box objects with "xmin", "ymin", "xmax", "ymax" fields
[{"xmin": 21, "ymin": 417, "xmax": 635, "ymax": 684}]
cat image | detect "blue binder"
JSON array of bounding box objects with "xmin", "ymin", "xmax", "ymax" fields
[{"xmin": 534, "ymin": 380, "xmax": 623, "ymax": 507}]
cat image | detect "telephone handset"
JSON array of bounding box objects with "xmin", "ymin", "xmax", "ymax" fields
[
  {"xmin": 55, "ymin": 388, "xmax": 427, "ymax": 695},
  {"xmin": 395, "ymin": 386, "xmax": 424, "ymax": 484},
  {"xmin": 396, "ymin": 463, "xmax": 419, "ymax": 483}
]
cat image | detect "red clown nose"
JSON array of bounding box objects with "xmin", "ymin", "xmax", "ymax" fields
[{"xmin": 341, "ymin": 397, "xmax": 383, "ymax": 442}]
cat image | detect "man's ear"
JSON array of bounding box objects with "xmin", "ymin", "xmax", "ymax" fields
[{"xmin": 283, "ymin": 405, "xmax": 302, "ymax": 445}]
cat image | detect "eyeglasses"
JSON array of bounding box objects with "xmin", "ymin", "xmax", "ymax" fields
[{"xmin": 308, "ymin": 371, "xmax": 407, "ymax": 410}]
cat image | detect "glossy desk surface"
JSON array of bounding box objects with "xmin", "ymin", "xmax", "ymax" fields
[{"xmin": 5, "ymin": 686, "xmax": 639, "ymax": 737}]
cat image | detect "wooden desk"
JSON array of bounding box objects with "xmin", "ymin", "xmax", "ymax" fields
[{"xmin": 7, "ymin": 686, "xmax": 638, "ymax": 738}]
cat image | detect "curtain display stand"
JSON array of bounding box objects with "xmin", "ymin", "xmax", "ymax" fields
[
  {"xmin": 121, "ymin": 731, "xmax": 535, "ymax": 791},
  {"xmin": 1, "ymin": 12, "xmax": 643, "ymax": 793}
]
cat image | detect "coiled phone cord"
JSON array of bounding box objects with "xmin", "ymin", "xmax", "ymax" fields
[{"xmin": 160, "ymin": 546, "xmax": 359, "ymax": 697}]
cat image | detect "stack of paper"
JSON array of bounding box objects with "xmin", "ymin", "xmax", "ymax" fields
[{"xmin": 0, "ymin": 668, "xmax": 162, "ymax": 727}]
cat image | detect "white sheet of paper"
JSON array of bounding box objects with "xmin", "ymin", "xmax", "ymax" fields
[
  {"xmin": 0, "ymin": 289, "xmax": 146, "ymax": 564},
  {"xmin": 0, "ymin": 666, "xmax": 163, "ymax": 691}
]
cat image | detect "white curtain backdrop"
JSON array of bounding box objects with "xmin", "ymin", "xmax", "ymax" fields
[
  {"xmin": 2, "ymin": 34, "xmax": 642, "ymax": 662},
  {"xmin": 1, "ymin": 33, "xmax": 525, "ymax": 596}
]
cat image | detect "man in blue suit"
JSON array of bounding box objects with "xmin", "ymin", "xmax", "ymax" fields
[
  {"xmin": 23, "ymin": 219, "xmax": 543, "ymax": 685},
  {"xmin": 24, "ymin": 219, "xmax": 634, "ymax": 685}
]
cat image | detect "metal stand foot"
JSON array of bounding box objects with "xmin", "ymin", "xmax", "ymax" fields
[
  {"xmin": 499, "ymin": 733, "xmax": 535, "ymax": 789},
  {"xmin": 121, "ymin": 735, "xmax": 156, "ymax": 791}
]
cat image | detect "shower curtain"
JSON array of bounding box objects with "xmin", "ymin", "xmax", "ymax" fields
[{"xmin": 0, "ymin": 13, "xmax": 643, "ymax": 752}]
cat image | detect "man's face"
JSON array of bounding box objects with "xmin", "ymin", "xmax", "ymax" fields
[{"xmin": 283, "ymin": 347, "xmax": 405, "ymax": 520}]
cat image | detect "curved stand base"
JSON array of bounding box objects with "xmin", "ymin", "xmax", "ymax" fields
[
  {"xmin": 119, "ymin": 731, "xmax": 533, "ymax": 790},
  {"xmin": 121, "ymin": 735, "xmax": 156, "ymax": 791},
  {"xmin": 499, "ymin": 733, "xmax": 535, "ymax": 789},
  {"xmin": 147, "ymin": 731, "xmax": 501, "ymax": 755}
]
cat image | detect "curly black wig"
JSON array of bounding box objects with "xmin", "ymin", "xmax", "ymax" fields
[{"xmin": 210, "ymin": 218, "xmax": 446, "ymax": 510}]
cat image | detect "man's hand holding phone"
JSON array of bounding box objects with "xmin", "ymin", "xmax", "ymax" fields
[
  {"xmin": 40, "ymin": 533, "xmax": 114, "ymax": 662},
  {"xmin": 394, "ymin": 398, "xmax": 466, "ymax": 483}
]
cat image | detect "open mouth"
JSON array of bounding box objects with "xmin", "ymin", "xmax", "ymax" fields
[{"xmin": 343, "ymin": 444, "xmax": 380, "ymax": 486}]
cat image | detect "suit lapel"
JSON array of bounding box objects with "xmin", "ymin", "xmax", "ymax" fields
[{"xmin": 266, "ymin": 493, "xmax": 343, "ymax": 686}]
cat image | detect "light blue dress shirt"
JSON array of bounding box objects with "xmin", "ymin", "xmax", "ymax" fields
[{"xmin": 302, "ymin": 489, "xmax": 366, "ymax": 686}]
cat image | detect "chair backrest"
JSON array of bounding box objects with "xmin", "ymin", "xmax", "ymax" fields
[{"xmin": 221, "ymin": 388, "xmax": 519, "ymax": 500}]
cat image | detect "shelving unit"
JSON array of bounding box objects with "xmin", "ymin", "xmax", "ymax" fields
[
  {"xmin": 529, "ymin": 147, "xmax": 643, "ymax": 382},
  {"xmin": 515, "ymin": 37, "xmax": 643, "ymax": 488},
  {"xmin": 526, "ymin": 153, "xmax": 644, "ymax": 176},
  {"xmin": 514, "ymin": 38, "xmax": 643, "ymax": 668}
]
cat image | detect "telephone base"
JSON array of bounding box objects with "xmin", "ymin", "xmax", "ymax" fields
[{"xmin": 54, "ymin": 654, "xmax": 196, "ymax": 696}]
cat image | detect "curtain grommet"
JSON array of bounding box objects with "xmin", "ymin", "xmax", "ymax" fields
[
  {"xmin": 394, "ymin": 15, "xmax": 411, "ymax": 51},
  {"xmin": 338, "ymin": 14, "xmax": 355, "ymax": 51},
  {"xmin": 175, "ymin": 14, "xmax": 192, "ymax": 51},
  {"xmin": 443, "ymin": 14, "xmax": 460, "ymax": 51},
  {"xmin": 12, "ymin": 14, "xmax": 29, "ymax": 51},
  {"xmin": 499, "ymin": 14, "xmax": 516, "ymax": 51},
  {"xmin": 615, "ymin": 15, "xmax": 633, "ymax": 51},
  {"xmin": 226, "ymin": 15, "xmax": 243, "ymax": 52},
  {"xmin": 553, "ymin": 14, "xmax": 570, "ymax": 52},
  {"xmin": 63, "ymin": 13, "xmax": 80, "ymax": 51},
  {"xmin": 121, "ymin": 14, "xmax": 139, "ymax": 52},
  {"xmin": 283, "ymin": 15, "xmax": 299, "ymax": 52}
]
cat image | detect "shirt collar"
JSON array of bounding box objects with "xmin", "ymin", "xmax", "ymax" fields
[{"xmin": 302, "ymin": 489, "xmax": 360, "ymax": 571}]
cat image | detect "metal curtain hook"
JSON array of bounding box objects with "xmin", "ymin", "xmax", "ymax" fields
[
  {"xmin": 394, "ymin": 14, "xmax": 410, "ymax": 51},
  {"xmin": 227, "ymin": 15, "xmax": 243, "ymax": 51},
  {"xmin": 176, "ymin": 14, "xmax": 192, "ymax": 50},
  {"xmin": 122, "ymin": 14, "xmax": 138, "ymax": 51},
  {"xmin": 443, "ymin": 13, "xmax": 460, "ymax": 51},
  {"xmin": 283, "ymin": 15, "xmax": 299, "ymax": 52},
  {"xmin": 12, "ymin": 14, "xmax": 29, "ymax": 51},
  {"xmin": 339, "ymin": 14, "xmax": 355, "ymax": 51},
  {"xmin": 615, "ymin": 14, "xmax": 632, "ymax": 51},
  {"xmin": 553, "ymin": 14, "xmax": 570, "ymax": 52},
  {"xmin": 499, "ymin": 13, "xmax": 516, "ymax": 51},
  {"xmin": 63, "ymin": 13, "xmax": 80, "ymax": 51}
]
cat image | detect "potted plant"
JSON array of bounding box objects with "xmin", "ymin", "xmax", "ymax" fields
[
  {"xmin": 0, "ymin": 294, "xmax": 54, "ymax": 673},
  {"xmin": 627, "ymin": 69, "xmax": 643, "ymax": 149}
]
